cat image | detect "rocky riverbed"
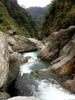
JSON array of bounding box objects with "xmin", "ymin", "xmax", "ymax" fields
[
  {"xmin": 9, "ymin": 50, "xmax": 75, "ymax": 100},
  {"xmin": 0, "ymin": 26, "xmax": 75, "ymax": 100}
]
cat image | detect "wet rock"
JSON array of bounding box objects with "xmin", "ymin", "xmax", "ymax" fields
[
  {"xmin": 7, "ymin": 96, "xmax": 40, "ymax": 100},
  {"xmin": 14, "ymin": 74, "xmax": 37, "ymax": 96},
  {"xmin": 31, "ymin": 68, "xmax": 50, "ymax": 78}
]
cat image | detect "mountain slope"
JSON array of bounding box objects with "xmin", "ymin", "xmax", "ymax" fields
[
  {"xmin": 27, "ymin": 7, "xmax": 47, "ymax": 23},
  {"xmin": 41, "ymin": 0, "xmax": 75, "ymax": 38},
  {"xmin": 0, "ymin": 0, "xmax": 37, "ymax": 37},
  {"xmin": 27, "ymin": 5, "xmax": 50, "ymax": 30}
]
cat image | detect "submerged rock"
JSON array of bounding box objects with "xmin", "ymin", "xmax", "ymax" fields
[{"xmin": 14, "ymin": 74, "xmax": 37, "ymax": 96}]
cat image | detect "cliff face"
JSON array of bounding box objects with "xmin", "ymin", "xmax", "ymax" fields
[
  {"xmin": 41, "ymin": 0, "xmax": 75, "ymax": 39},
  {"xmin": 0, "ymin": 0, "xmax": 37, "ymax": 37}
]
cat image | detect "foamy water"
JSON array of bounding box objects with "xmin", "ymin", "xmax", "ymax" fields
[
  {"xmin": 36, "ymin": 80, "xmax": 75, "ymax": 100},
  {"xmin": 20, "ymin": 51, "xmax": 75, "ymax": 100}
]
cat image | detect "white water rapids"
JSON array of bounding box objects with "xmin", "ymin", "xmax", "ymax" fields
[{"xmin": 20, "ymin": 51, "xmax": 75, "ymax": 100}]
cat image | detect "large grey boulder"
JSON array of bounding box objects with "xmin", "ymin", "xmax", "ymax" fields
[
  {"xmin": 6, "ymin": 34, "xmax": 37, "ymax": 52},
  {"xmin": 0, "ymin": 31, "xmax": 9, "ymax": 90},
  {"xmin": 7, "ymin": 96, "xmax": 40, "ymax": 100}
]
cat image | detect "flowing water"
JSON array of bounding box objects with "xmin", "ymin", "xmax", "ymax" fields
[{"xmin": 20, "ymin": 51, "xmax": 75, "ymax": 100}]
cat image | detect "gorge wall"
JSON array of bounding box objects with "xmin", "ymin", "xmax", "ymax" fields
[{"xmin": 41, "ymin": 0, "xmax": 75, "ymax": 39}]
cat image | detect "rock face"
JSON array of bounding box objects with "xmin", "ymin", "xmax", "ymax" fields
[
  {"xmin": 7, "ymin": 34, "xmax": 37, "ymax": 52},
  {"xmin": 7, "ymin": 96, "xmax": 40, "ymax": 100},
  {"xmin": 38, "ymin": 26, "xmax": 75, "ymax": 61},
  {"xmin": 50, "ymin": 34, "xmax": 75, "ymax": 75},
  {"xmin": 35, "ymin": 26, "xmax": 75, "ymax": 79},
  {"xmin": 0, "ymin": 31, "xmax": 9, "ymax": 90}
]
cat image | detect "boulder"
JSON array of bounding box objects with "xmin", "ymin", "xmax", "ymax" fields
[
  {"xmin": 38, "ymin": 26, "xmax": 75, "ymax": 61},
  {"xmin": 6, "ymin": 34, "xmax": 37, "ymax": 52},
  {"xmin": 31, "ymin": 68, "xmax": 51, "ymax": 78},
  {"xmin": 0, "ymin": 31, "xmax": 9, "ymax": 90},
  {"xmin": 9, "ymin": 52, "xmax": 28, "ymax": 65},
  {"xmin": 7, "ymin": 96, "xmax": 40, "ymax": 100},
  {"xmin": 14, "ymin": 74, "xmax": 37, "ymax": 96}
]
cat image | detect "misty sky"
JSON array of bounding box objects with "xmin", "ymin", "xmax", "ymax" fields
[{"xmin": 18, "ymin": 0, "xmax": 52, "ymax": 8}]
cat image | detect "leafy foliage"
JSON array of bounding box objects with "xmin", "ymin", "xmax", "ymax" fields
[{"xmin": 0, "ymin": 0, "xmax": 38, "ymax": 37}]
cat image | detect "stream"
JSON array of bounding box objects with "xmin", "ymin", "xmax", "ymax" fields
[{"xmin": 20, "ymin": 51, "xmax": 75, "ymax": 100}]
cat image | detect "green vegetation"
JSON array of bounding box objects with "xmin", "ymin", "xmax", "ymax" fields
[
  {"xmin": 0, "ymin": 0, "xmax": 38, "ymax": 37},
  {"xmin": 42, "ymin": 0, "xmax": 75, "ymax": 38},
  {"xmin": 27, "ymin": 6, "xmax": 50, "ymax": 32}
]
